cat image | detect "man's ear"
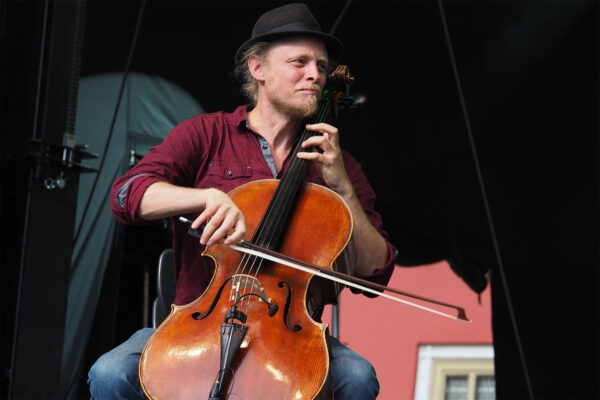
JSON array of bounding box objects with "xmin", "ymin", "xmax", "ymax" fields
[{"xmin": 248, "ymin": 56, "xmax": 266, "ymax": 83}]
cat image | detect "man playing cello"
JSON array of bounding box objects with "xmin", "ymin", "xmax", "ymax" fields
[{"xmin": 89, "ymin": 3, "xmax": 395, "ymax": 399}]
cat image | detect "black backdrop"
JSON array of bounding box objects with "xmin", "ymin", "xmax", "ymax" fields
[{"xmin": 3, "ymin": 1, "xmax": 598, "ymax": 399}]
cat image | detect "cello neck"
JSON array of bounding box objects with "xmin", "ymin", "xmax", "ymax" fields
[
  {"xmin": 250, "ymin": 65, "xmax": 354, "ymax": 250},
  {"xmin": 250, "ymin": 96, "xmax": 334, "ymax": 250}
]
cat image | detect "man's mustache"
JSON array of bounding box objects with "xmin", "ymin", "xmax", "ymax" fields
[{"xmin": 297, "ymin": 85, "xmax": 322, "ymax": 95}]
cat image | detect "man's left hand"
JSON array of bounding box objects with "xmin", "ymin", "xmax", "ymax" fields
[{"xmin": 297, "ymin": 123, "xmax": 353, "ymax": 197}]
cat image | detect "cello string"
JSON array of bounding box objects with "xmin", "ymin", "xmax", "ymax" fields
[
  {"xmin": 249, "ymin": 105, "xmax": 328, "ymax": 287},
  {"xmin": 231, "ymin": 249, "xmax": 267, "ymax": 310},
  {"xmin": 253, "ymin": 100, "xmax": 330, "ymax": 262},
  {"xmin": 257, "ymin": 99, "xmax": 331, "ymax": 270},
  {"xmin": 436, "ymin": 0, "xmax": 535, "ymax": 397},
  {"xmin": 228, "ymin": 252, "xmax": 251, "ymax": 305},
  {"xmin": 229, "ymin": 239, "xmax": 251, "ymax": 303},
  {"xmin": 237, "ymin": 88, "xmax": 330, "ymax": 311},
  {"xmin": 234, "ymin": 78, "xmax": 338, "ymax": 312},
  {"xmin": 241, "ymin": 154, "xmax": 302, "ymax": 305},
  {"xmin": 241, "ymin": 256, "xmax": 264, "ymax": 310},
  {"xmin": 262, "ymin": 99, "xmax": 331, "ymax": 252}
]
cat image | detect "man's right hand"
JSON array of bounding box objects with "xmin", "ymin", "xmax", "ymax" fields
[
  {"xmin": 191, "ymin": 188, "xmax": 246, "ymax": 247},
  {"xmin": 138, "ymin": 182, "xmax": 246, "ymax": 247}
]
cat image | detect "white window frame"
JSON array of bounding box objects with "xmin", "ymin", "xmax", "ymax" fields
[{"xmin": 414, "ymin": 344, "xmax": 494, "ymax": 400}]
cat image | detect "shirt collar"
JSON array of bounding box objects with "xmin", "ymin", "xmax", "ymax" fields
[{"xmin": 227, "ymin": 104, "xmax": 252, "ymax": 132}]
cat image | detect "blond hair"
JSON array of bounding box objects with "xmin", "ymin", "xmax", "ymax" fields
[{"xmin": 234, "ymin": 42, "xmax": 271, "ymax": 106}]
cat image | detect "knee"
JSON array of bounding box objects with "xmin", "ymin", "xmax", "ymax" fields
[
  {"xmin": 88, "ymin": 353, "xmax": 123, "ymax": 391},
  {"xmin": 88, "ymin": 353, "xmax": 123, "ymax": 386},
  {"xmin": 88, "ymin": 351, "xmax": 141, "ymax": 399},
  {"xmin": 87, "ymin": 328, "xmax": 152, "ymax": 399},
  {"xmin": 344, "ymin": 356, "xmax": 379, "ymax": 391},
  {"xmin": 331, "ymin": 353, "xmax": 379, "ymax": 399}
]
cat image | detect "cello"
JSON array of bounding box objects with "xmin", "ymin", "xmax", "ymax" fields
[{"xmin": 140, "ymin": 66, "xmax": 364, "ymax": 400}]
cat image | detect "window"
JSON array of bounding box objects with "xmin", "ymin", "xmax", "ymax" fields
[
  {"xmin": 433, "ymin": 358, "xmax": 495, "ymax": 400},
  {"xmin": 414, "ymin": 345, "xmax": 495, "ymax": 400}
]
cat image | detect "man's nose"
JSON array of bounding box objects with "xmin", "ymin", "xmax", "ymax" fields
[{"xmin": 305, "ymin": 62, "xmax": 321, "ymax": 81}]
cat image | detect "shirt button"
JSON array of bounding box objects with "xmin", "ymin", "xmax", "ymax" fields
[
  {"xmin": 262, "ymin": 145, "xmax": 268, "ymax": 150},
  {"xmin": 227, "ymin": 170, "xmax": 233, "ymax": 176}
]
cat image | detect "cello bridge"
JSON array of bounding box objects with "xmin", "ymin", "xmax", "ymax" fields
[{"xmin": 230, "ymin": 274, "xmax": 271, "ymax": 303}]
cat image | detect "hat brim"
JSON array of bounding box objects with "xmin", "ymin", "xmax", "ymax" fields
[{"xmin": 235, "ymin": 30, "xmax": 343, "ymax": 62}]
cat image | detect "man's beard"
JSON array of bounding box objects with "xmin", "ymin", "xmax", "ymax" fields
[{"xmin": 271, "ymin": 90, "xmax": 320, "ymax": 119}]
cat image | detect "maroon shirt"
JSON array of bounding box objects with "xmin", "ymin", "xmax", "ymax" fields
[{"xmin": 111, "ymin": 105, "xmax": 395, "ymax": 305}]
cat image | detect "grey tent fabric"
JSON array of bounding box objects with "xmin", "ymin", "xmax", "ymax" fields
[{"xmin": 61, "ymin": 72, "xmax": 204, "ymax": 397}]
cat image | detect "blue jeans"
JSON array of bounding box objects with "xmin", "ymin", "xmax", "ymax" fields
[{"xmin": 88, "ymin": 328, "xmax": 379, "ymax": 399}]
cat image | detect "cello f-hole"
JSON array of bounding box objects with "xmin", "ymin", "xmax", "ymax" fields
[
  {"xmin": 192, "ymin": 276, "xmax": 235, "ymax": 320},
  {"xmin": 278, "ymin": 281, "xmax": 303, "ymax": 332}
]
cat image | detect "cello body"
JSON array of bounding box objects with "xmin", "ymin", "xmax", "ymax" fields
[{"xmin": 139, "ymin": 179, "xmax": 354, "ymax": 399}]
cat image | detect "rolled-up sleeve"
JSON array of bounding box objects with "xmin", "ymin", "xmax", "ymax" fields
[
  {"xmin": 110, "ymin": 118, "xmax": 205, "ymax": 225},
  {"xmin": 342, "ymin": 151, "xmax": 397, "ymax": 297}
]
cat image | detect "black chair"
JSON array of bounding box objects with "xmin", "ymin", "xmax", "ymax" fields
[{"xmin": 152, "ymin": 249, "xmax": 176, "ymax": 328}]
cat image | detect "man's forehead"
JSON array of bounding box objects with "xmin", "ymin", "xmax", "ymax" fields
[{"xmin": 266, "ymin": 36, "xmax": 329, "ymax": 60}]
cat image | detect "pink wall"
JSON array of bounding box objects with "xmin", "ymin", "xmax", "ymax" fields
[{"xmin": 323, "ymin": 261, "xmax": 493, "ymax": 400}]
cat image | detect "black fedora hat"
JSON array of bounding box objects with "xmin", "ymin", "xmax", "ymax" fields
[{"xmin": 235, "ymin": 3, "xmax": 343, "ymax": 61}]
